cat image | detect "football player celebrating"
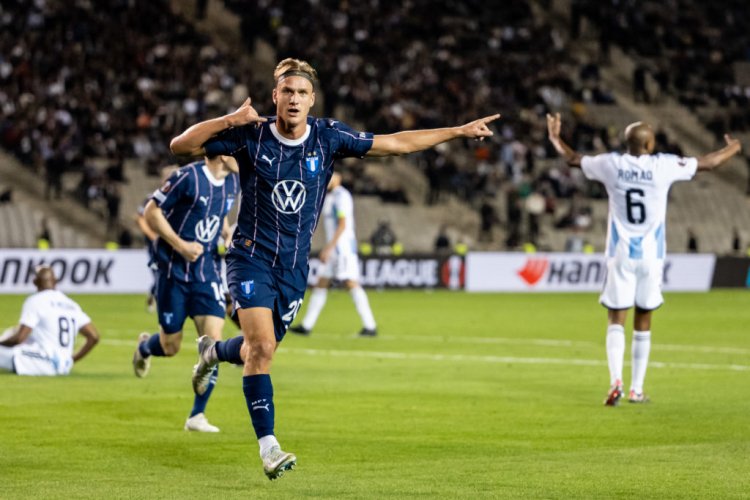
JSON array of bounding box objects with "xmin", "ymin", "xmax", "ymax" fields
[
  {"xmin": 170, "ymin": 57, "xmax": 499, "ymax": 479},
  {"xmin": 547, "ymin": 112, "xmax": 741, "ymax": 405}
]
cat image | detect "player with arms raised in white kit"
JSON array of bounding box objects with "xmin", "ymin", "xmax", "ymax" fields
[
  {"xmin": 547, "ymin": 112, "xmax": 741, "ymax": 405},
  {"xmin": 289, "ymin": 171, "xmax": 377, "ymax": 337},
  {"xmin": 0, "ymin": 266, "xmax": 99, "ymax": 376}
]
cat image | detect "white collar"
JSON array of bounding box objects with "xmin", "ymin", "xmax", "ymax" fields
[
  {"xmin": 201, "ymin": 164, "xmax": 225, "ymax": 187},
  {"xmin": 270, "ymin": 122, "xmax": 310, "ymax": 146}
]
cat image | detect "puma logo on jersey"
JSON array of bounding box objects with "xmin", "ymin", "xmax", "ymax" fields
[{"xmin": 261, "ymin": 154, "xmax": 275, "ymax": 166}]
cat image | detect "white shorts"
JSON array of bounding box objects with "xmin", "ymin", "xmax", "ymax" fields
[
  {"xmin": 4, "ymin": 345, "xmax": 72, "ymax": 376},
  {"xmin": 319, "ymin": 251, "xmax": 360, "ymax": 282},
  {"xmin": 600, "ymin": 257, "xmax": 664, "ymax": 310}
]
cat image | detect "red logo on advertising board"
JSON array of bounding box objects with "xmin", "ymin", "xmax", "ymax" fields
[{"xmin": 517, "ymin": 258, "xmax": 549, "ymax": 285}]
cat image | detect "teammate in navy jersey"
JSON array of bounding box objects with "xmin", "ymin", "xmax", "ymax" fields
[
  {"xmin": 135, "ymin": 165, "xmax": 179, "ymax": 312},
  {"xmin": 131, "ymin": 155, "xmax": 239, "ymax": 433},
  {"xmin": 170, "ymin": 57, "xmax": 500, "ymax": 479}
]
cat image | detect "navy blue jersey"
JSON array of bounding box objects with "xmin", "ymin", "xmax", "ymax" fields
[
  {"xmin": 203, "ymin": 117, "xmax": 373, "ymax": 269},
  {"xmin": 137, "ymin": 195, "xmax": 157, "ymax": 262},
  {"xmin": 151, "ymin": 160, "xmax": 239, "ymax": 282}
]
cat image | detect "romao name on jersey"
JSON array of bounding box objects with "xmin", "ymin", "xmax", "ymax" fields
[{"xmin": 618, "ymin": 169, "xmax": 653, "ymax": 182}]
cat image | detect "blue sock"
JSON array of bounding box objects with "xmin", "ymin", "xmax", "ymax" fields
[
  {"xmin": 243, "ymin": 374, "xmax": 274, "ymax": 438},
  {"xmin": 190, "ymin": 365, "xmax": 218, "ymax": 417},
  {"xmin": 139, "ymin": 333, "xmax": 165, "ymax": 357},
  {"xmin": 216, "ymin": 336, "xmax": 244, "ymax": 365}
]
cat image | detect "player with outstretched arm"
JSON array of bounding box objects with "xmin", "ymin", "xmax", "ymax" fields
[
  {"xmin": 170, "ymin": 57, "xmax": 499, "ymax": 479},
  {"xmin": 546, "ymin": 112, "xmax": 741, "ymax": 406}
]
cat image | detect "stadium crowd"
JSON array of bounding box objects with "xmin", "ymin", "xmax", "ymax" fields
[
  {"xmin": 572, "ymin": 1, "xmax": 750, "ymax": 136},
  {"xmin": 224, "ymin": 0, "xmax": 625, "ymax": 248},
  {"xmin": 4, "ymin": 0, "xmax": 735, "ymax": 250}
]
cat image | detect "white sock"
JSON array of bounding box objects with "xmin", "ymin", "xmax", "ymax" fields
[
  {"xmin": 606, "ymin": 324, "xmax": 625, "ymax": 386},
  {"xmin": 350, "ymin": 286, "xmax": 376, "ymax": 330},
  {"xmin": 301, "ymin": 288, "xmax": 328, "ymax": 330},
  {"xmin": 631, "ymin": 330, "xmax": 651, "ymax": 394},
  {"xmin": 258, "ymin": 434, "xmax": 280, "ymax": 457}
]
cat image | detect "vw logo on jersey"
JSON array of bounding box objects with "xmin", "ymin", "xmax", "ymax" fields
[
  {"xmin": 195, "ymin": 215, "xmax": 221, "ymax": 243},
  {"xmin": 272, "ymin": 180, "xmax": 307, "ymax": 214}
]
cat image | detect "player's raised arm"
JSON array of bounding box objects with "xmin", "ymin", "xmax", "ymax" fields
[
  {"xmin": 696, "ymin": 134, "xmax": 742, "ymax": 171},
  {"xmin": 170, "ymin": 98, "xmax": 267, "ymax": 157},
  {"xmin": 547, "ymin": 113, "xmax": 583, "ymax": 167},
  {"xmin": 367, "ymin": 114, "xmax": 500, "ymax": 157}
]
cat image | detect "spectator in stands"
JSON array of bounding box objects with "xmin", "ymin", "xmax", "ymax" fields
[
  {"xmin": 105, "ymin": 182, "xmax": 122, "ymax": 227},
  {"xmin": 434, "ymin": 225, "xmax": 451, "ymax": 254},
  {"xmin": 37, "ymin": 218, "xmax": 52, "ymax": 248},
  {"xmin": 44, "ymin": 150, "xmax": 65, "ymax": 200},
  {"xmin": 732, "ymin": 227, "xmax": 742, "ymax": 255},
  {"xmin": 687, "ymin": 228, "xmax": 699, "ymax": 253},
  {"xmin": 478, "ymin": 197, "xmax": 498, "ymax": 243},
  {"xmin": 505, "ymin": 187, "xmax": 523, "ymax": 248},
  {"xmin": 371, "ymin": 220, "xmax": 398, "ymax": 255}
]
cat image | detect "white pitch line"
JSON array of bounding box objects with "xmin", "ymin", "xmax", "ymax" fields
[
  {"xmin": 276, "ymin": 347, "xmax": 750, "ymax": 372},
  {"xmin": 288, "ymin": 332, "xmax": 750, "ymax": 356},
  {"xmin": 97, "ymin": 338, "xmax": 750, "ymax": 371},
  {"xmin": 98, "ymin": 328, "xmax": 749, "ymax": 355}
]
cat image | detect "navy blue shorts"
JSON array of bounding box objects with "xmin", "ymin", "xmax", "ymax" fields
[
  {"xmin": 226, "ymin": 242, "xmax": 307, "ymax": 342},
  {"xmin": 156, "ymin": 275, "xmax": 226, "ymax": 334}
]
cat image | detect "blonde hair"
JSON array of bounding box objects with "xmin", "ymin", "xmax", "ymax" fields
[{"xmin": 273, "ymin": 58, "xmax": 318, "ymax": 85}]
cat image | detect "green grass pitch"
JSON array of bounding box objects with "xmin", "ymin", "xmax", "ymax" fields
[{"xmin": 1, "ymin": 290, "xmax": 748, "ymax": 499}]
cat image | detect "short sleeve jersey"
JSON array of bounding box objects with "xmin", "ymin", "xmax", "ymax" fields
[
  {"xmin": 137, "ymin": 195, "xmax": 156, "ymax": 260},
  {"xmin": 322, "ymin": 185, "xmax": 358, "ymax": 254},
  {"xmin": 203, "ymin": 117, "xmax": 373, "ymax": 269},
  {"xmin": 581, "ymin": 152, "xmax": 698, "ymax": 259},
  {"xmin": 19, "ymin": 289, "xmax": 91, "ymax": 362},
  {"xmin": 151, "ymin": 161, "xmax": 239, "ymax": 282}
]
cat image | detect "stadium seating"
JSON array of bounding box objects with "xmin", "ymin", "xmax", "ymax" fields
[{"xmin": 0, "ymin": 0, "xmax": 747, "ymax": 253}]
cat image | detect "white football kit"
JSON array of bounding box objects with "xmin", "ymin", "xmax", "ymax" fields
[
  {"xmin": 320, "ymin": 185, "xmax": 360, "ymax": 281},
  {"xmin": 581, "ymin": 152, "xmax": 698, "ymax": 309},
  {"xmin": 1, "ymin": 290, "xmax": 92, "ymax": 376}
]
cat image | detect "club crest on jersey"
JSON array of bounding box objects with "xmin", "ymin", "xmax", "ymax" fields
[
  {"xmin": 195, "ymin": 215, "xmax": 221, "ymax": 242},
  {"xmin": 272, "ymin": 180, "xmax": 306, "ymax": 214},
  {"xmin": 240, "ymin": 280, "xmax": 255, "ymax": 297},
  {"xmin": 304, "ymin": 152, "xmax": 320, "ymax": 174}
]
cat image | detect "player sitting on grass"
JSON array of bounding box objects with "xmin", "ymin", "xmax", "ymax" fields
[{"xmin": 0, "ymin": 266, "xmax": 99, "ymax": 376}]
